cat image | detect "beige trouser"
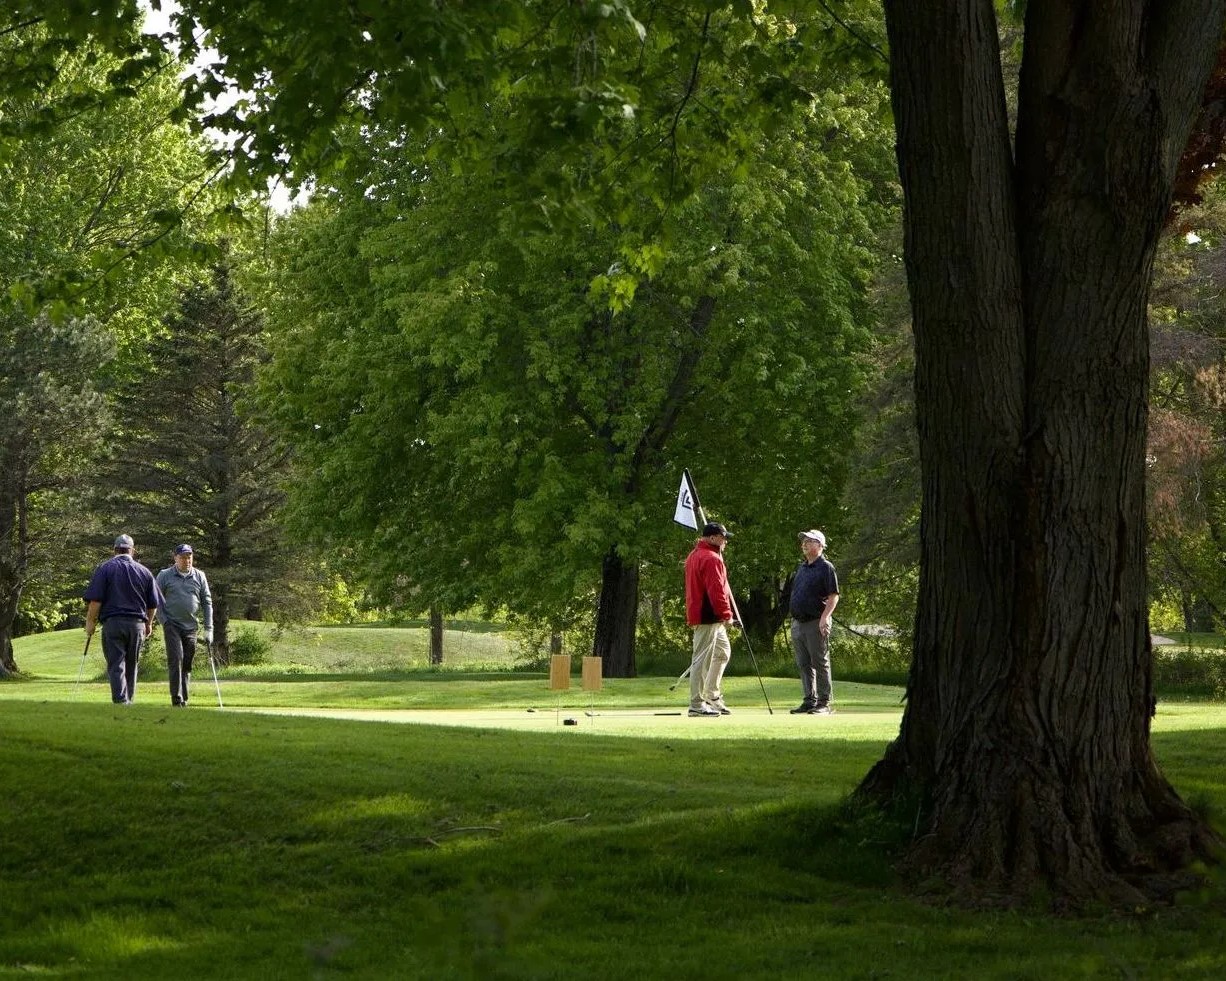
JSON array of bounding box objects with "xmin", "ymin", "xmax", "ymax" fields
[{"xmin": 689, "ymin": 622, "xmax": 732, "ymax": 709}]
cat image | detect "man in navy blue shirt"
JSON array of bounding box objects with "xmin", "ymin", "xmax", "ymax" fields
[
  {"xmin": 83, "ymin": 534, "xmax": 162, "ymax": 704},
  {"xmin": 789, "ymin": 529, "xmax": 840, "ymax": 715}
]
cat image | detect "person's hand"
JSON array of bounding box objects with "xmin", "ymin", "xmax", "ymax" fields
[
  {"xmin": 84, "ymin": 621, "xmax": 95, "ymax": 639},
  {"xmin": 819, "ymin": 619, "xmax": 831, "ymax": 637},
  {"xmin": 730, "ymin": 619, "xmax": 742, "ymax": 630},
  {"xmin": 203, "ymin": 629, "xmax": 213, "ymax": 644}
]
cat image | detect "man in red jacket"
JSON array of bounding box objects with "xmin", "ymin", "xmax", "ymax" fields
[{"xmin": 684, "ymin": 521, "xmax": 736, "ymax": 717}]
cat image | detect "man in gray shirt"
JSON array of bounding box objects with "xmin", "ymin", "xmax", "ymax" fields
[{"xmin": 155, "ymin": 543, "xmax": 213, "ymax": 707}]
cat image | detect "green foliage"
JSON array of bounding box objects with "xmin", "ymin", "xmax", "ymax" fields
[
  {"xmin": 227, "ymin": 625, "xmax": 272, "ymax": 666},
  {"xmin": 255, "ymin": 65, "xmax": 894, "ymax": 646},
  {"xmin": 1153, "ymin": 635, "xmax": 1226, "ymax": 699},
  {"xmin": 1147, "ymin": 182, "xmax": 1226, "ymax": 631},
  {"xmin": 0, "ymin": 18, "xmax": 216, "ymax": 325},
  {"xmin": 831, "ymin": 628, "xmax": 910, "ymax": 687},
  {"xmin": 0, "ymin": 313, "xmax": 115, "ymax": 666},
  {"xmin": 312, "ymin": 573, "xmax": 381, "ymax": 626}
]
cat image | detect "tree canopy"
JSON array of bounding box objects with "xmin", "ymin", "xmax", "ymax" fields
[
  {"xmin": 0, "ymin": 23, "xmax": 215, "ymax": 674},
  {"xmin": 257, "ymin": 77, "xmax": 892, "ymax": 670}
]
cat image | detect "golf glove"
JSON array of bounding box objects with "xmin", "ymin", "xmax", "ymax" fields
[{"xmin": 203, "ymin": 629, "xmax": 213, "ymax": 644}]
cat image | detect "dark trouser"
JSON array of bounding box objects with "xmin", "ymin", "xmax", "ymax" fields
[
  {"xmin": 790, "ymin": 619, "xmax": 832, "ymax": 708},
  {"xmin": 163, "ymin": 621, "xmax": 197, "ymax": 705},
  {"xmin": 101, "ymin": 617, "xmax": 145, "ymax": 704}
]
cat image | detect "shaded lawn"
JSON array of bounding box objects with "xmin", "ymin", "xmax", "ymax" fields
[{"xmin": 1, "ymin": 701, "xmax": 1225, "ymax": 979}]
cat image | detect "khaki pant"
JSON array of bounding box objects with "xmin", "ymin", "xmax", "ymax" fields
[{"xmin": 689, "ymin": 622, "xmax": 732, "ymax": 709}]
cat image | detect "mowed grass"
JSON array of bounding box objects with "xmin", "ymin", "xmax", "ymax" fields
[
  {"xmin": 3, "ymin": 626, "xmax": 1226, "ymax": 979},
  {"xmin": 4, "ymin": 622, "xmax": 907, "ymax": 718}
]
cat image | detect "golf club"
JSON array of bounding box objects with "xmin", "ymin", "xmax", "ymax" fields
[
  {"xmin": 667, "ymin": 664, "xmax": 692, "ymax": 691},
  {"xmin": 207, "ymin": 641, "xmax": 223, "ymax": 708},
  {"xmin": 72, "ymin": 632, "xmax": 92, "ymax": 697}
]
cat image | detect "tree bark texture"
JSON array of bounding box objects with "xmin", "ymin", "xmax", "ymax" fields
[
  {"xmin": 864, "ymin": 0, "xmax": 1225, "ymax": 906},
  {"xmin": 429, "ymin": 607, "xmax": 444, "ymax": 665},
  {"xmin": 593, "ymin": 548, "xmax": 638, "ymax": 677},
  {"xmin": 0, "ymin": 478, "xmax": 27, "ymax": 676}
]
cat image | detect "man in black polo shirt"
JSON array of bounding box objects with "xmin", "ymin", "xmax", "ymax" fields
[
  {"xmin": 83, "ymin": 534, "xmax": 162, "ymax": 704},
  {"xmin": 788, "ymin": 529, "xmax": 840, "ymax": 715}
]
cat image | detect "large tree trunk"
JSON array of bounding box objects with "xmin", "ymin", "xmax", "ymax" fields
[
  {"xmin": 593, "ymin": 547, "xmax": 638, "ymax": 677},
  {"xmin": 0, "ymin": 480, "xmax": 27, "ymax": 677},
  {"xmin": 861, "ymin": 0, "xmax": 1224, "ymax": 907}
]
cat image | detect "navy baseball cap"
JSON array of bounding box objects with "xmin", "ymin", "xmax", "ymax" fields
[{"xmin": 175, "ymin": 544, "xmax": 193, "ymax": 555}]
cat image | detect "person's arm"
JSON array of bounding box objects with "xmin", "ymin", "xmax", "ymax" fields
[
  {"xmin": 819, "ymin": 564, "xmax": 840, "ymax": 636},
  {"xmin": 153, "ymin": 571, "xmax": 167, "ymax": 624},
  {"xmin": 145, "ymin": 577, "xmax": 164, "ymax": 637},
  {"xmin": 819, "ymin": 593, "xmax": 840, "ymax": 636},
  {"xmin": 84, "ymin": 601, "xmax": 101, "ymax": 638}
]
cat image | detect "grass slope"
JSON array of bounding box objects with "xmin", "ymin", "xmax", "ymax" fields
[{"xmin": 2, "ymin": 627, "xmax": 1225, "ymax": 979}]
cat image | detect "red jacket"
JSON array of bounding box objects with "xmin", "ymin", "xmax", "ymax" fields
[{"xmin": 685, "ymin": 540, "xmax": 734, "ymax": 626}]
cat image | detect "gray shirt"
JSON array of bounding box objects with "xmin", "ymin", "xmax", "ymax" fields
[{"xmin": 155, "ymin": 566, "xmax": 213, "ymax": 631}]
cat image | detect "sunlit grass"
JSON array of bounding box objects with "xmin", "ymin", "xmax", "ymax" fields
[
  {"xmin": 4, "ymin": 627, "xmax": 1226, "ymax": 978},
  {"xmin": 1, "ymin": 700, "xmax": 1224, "ymax": 979}
]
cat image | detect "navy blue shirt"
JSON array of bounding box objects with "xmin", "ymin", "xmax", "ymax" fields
[
  {"xmin": 790, "ymin": 556, "xmax": 839, "ymax": 621},
  {"xmin": 83, "ymin": 554, "xmax": 162, "ymax": 622}
]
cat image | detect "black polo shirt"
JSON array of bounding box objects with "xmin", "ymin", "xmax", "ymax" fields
[{"xmin": 790, "ymin": 556, "xmax": 838, "ymax": 621}]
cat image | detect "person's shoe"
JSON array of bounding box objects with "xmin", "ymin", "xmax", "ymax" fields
[
  {"xmin": 789, "ymin": 703, "xmax": 816, "ymax": 714},
  {"xmin": 710, "ymin": 702, "xmax": 732, "ymax": 715},
  {"xmin": 809, "ymin": 704, "xmax": 834, "ymax": 715},
  {"xmin": 688, "ymin": 705, "xmax": 720, "ymax": 717}
]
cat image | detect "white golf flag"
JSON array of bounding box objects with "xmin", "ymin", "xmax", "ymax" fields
[{"xmin": 673, "ymin": 472, "xmax": 699, "ymax": 530}]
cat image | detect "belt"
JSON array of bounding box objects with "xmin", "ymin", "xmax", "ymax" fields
[{"xmin": 793, "ymin": 615, "xmax": 818, "ymax": 623}]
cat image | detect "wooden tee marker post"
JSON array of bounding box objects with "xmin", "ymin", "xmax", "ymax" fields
[
  {"xmin": 582, "ymin": 656, "xmax": 602, "ymax": 725},
  {"xmin": 549, "ymin": 653, "xmax": 570, "ymax": 725}
]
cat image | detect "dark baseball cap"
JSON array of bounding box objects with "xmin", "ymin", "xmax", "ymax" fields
[
  {"xmin": 702, "ymin": 522, "xmax": 732, "ymax": 538},
  {"xmin": 175, "ymin": 544, "xmax": 193, "ymax": 555}
]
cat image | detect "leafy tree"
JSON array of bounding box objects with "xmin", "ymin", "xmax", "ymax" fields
[
  {"xmin": 258, "ymin": 82, "xmax": 888, "ymax": 675},
  {"xmin": 1147, "ymin": 182, "xmax": 1226, "ymax": 630},
  {"xmin": 0, "ymin": 314, "xmax": 113, "ymax": 675},
  {"xmin": 0, "ymin": 25, "xmax": 214, "ymax": 674},
  {"xmin": 103, "ymin": 259, "xmax": 292, "ymax": 663}
]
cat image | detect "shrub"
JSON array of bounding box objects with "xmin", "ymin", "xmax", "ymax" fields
[
  {"xmin": 1153, "ymin": 643, "xmax": 1226, "ymax": 699},
  {"xmin": 228, "ymin": 626, "xmax": 273, "ymax": 666},
  {"xmin": 831, "ymin": 628, "xmax": 910, "ymax": 686}
]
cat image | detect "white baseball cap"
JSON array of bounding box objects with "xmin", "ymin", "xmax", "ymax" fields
[{"xmin": 798, "ymin": 529, "xmax": 826, "ymax": 546}]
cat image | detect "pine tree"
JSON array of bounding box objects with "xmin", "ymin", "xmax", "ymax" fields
[{"xmin": 106, "ymin": 260, "xmax": 290, "ymax": 663}]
